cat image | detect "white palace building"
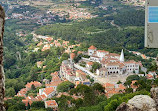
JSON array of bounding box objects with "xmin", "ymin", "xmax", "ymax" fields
[{"xmin": 87, "ymin": 45, "xmax": 142, "ymax": 77}]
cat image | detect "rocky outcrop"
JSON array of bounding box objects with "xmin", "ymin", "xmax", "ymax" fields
[
  {"xmin": 116, "ymin": 95, "xmax": 157, "ymax": 111},
  {"xmin": 0, "ymin": 5, "xmax": 5, "ymax": 111},
  {"xmin": 151, "ymin": 87, "xmax": 158, "ymax": 110},
  {"xmin": 116, "ymin": 102, "xmax": 143, "ymax": 111}
]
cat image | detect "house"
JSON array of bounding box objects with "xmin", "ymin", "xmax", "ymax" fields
[
  {"xmin": 109, "ymin": 53, "xmax": 120, "ymax": 60},
  {"xmin": 131, "ymin": 80, "xmax": 138, "ymax": 92},
  {"xmin": 60, "ymin": 60, "xmax": 76, "ymax": 82},
  {"xmin": 16, "ymin": 88, "xmax": 28, "ymax": 97},
  {"xmin": 104, "ymin": 83, "xmax": 115, "ymax": 89},
  {"xmin": 25, "ymin": 81, "xmax": 42, "ymax": 91},
  {"xmin": 22, "ymin": 96, "xmax": 35, "ymax": 107},
  {"xmin": 104, "ymin": 83, "xmax": 126, "ymax": 98},
  {"xmin": 77, "ymin": 51, "xmax": 83, "ymax": 55},
  {"xmin": 146, "ymin": 74, "xmax": 154, "ymax": 79},
  {"xmin": 88, "ymin": 45, "xmax": 97, "ymax": 56},
  {"xmin": 148, "ymin": 71, "xmax": 157, "ymax": 79},
  {"xmin": 103, "ymin": 62, "xmax": 121, "ymax": 74},
  {"xmin": 96, "ymin": 50, "xmax": 109, "ymax": 59},
  {"xmin": 46, "ymin": 72, "xmax": 63, "ymax": 90},
  {"xmin": 42, "ymin": 44, "xmax": 50, "ymax": 51},
  {"xmin": 45, "ymin": 37, "xmax": 53, "ymax": 42},
  {"xmin": 22, "ymin": 99, "xmax": 33, "ymax": 107},
  {"xmin": 45, "ymin": 100, "xmax": 58, "ymax": 110},
  {"xmin": 90, "ymin": 55, "xmax": 100, "ymax": 62},
  {"xmin": 105, "ymin": 89, "xmax": 118, "ymax": 98},
  {"xmin": 96, "ymin": 67, "xmax": 108, "ymax": 77},
  {"xmin": 37, "ymin": 61, "xmax": 43, "ymax": 68},
  {"xmin": 37, "ymin": 42, "xmax": 43, "ymax": 47},
  {"xmin": 33, "ymin": 48, "xmax": 40, "ymax": 52},
  {"xmin": 86, "ymin": 62, "xmax": 93, "ymax": 69},
  {"xmin": 70, "ymin": 53, "xmax": 76, "ymax": 60},
  {"xmin": 75, "ymin": 70, "xmax": 90, "ymax": 86},
  {"xmin": 46, "ymin": 81, "xmax": 63, "ymax": 91},
  {"xmin": 55, "ymin": 42, "xmax": 61, "ymax": 47},
  {"xmin": 39, "ymin": 87, "xmax": 56, "ymax": 100},
  {"xmin": 124, "ymin": 60, "xmax": 140, "ymax": 74}
]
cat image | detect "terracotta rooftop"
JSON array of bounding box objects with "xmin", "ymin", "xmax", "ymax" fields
[
  {"xmin": 131, "ymin": 80, "xmax": 138, "ymax": 89},
  {"xmin": 88, "ymin": 45, "xmax": 97, "ymax": 50},
  {"xmin": 87, "ymin": 62, "xmax": 93, "ymax": 66},
  {"xmin": 109, "ymin": 53, "xmax": 120, "ymax": 57},
  {"xmin": 40, "ymin": 94, "xmax": 47, "ymax": 100},
  {"xmin": 37, "ymin": 42, "xmax": 43, "ymax": 46},
  {"xmin": 25, "ymin": 81, "xmax": 42, "ymax": 89},
  {"xmin": 76, "ymin": 70, "xmax": 86, "ymax": 76},
  {"xmin": 45, "ymin": 37, "xmax": 53, "ymax": 42},
  {"xmin": 45, "ymin": 100, "xmax": 58, "ymax": 107},
  {"xmin": 43, "ymin": 87, "xmax": 55, "ymax": 96},
  {"xmin": 46, "ymin": 81, "xmax": 63, "ymax": 87},
  {"xmin": 99, "ymin": 67, "xmax": 108, "ymax": 71},
  {"xmin": 106, "ymin": 62, "xmax": 120, "ymax": 66},
  {"xmin": 146, "ymin": 74, "xmax": 153, "ymax": 79},
  {"xmin": 125, "ymin": 60, "xmax": 138, "ymax": 64},
  {"xmin": 97, "ymin": 50, "xmax": 109, "ymax": 53},
  {"xmin": 70, "ymin": 53, "xmax": 76, "ymax": 60},
  {"xmin": 104, "ymin": 83, "xmax": 115, "ymax": 88}
]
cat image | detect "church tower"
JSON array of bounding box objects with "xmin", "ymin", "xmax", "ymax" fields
[{"xmin": 120, "ymin": 49, "xmax": 125, "ymax": 62}]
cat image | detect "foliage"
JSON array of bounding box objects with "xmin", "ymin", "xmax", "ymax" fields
[
  {"xmin": 91, "ymin": 62, "xmax": 101, "ymax": 73},
  {"xmin": 126, "ymin": 75, "xmax": 140, "ymax": 81},
  {"xmin": 5, "ymin": 97, "xmax": 25, "ymax": 111},
  {"xmin": 5, "ymin": 78, "xmax": 25, "ymax": 97},
  {"xmin": 113, "ymin": 10, "xmax": 145, "ymax": 26},
  {"xmin": 57, "ymin": 81, "xmax": 75, "ymax": 92},
  {"xmin": 31, "ymin": 101, "xmax": 45, "ymax": 109},
  {"xmin": 92, "ymin": 83, "xmax": 105, "ymax": 94}
]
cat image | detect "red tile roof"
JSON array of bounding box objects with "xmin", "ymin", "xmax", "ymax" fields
[
  {"xmin": 104, "ymin": 83, "xmax": 115, "ymax": 88},
  {"xmin": 43, "ymin": 87, "xmax": 55, "ymax": 96},
  {"xmin": 70, "ymin": 53, "xmax": 76, "ymax": 60},
  {"xmin": 146, "ymin": 74, "xmax": 153, "ymax": 79},
  {"xmin": 45, "ymin": 37, "xmax": 53, "ymax": 42},
  {"xmin": 131, "ymin": 80, "xmax": 138, "ymax": 89},
  {"xmin": 25, "ymin": 81, "xmax": 42, "ymax": 89},
  {"xmin": 97, "ymin": 50, "xmax": 109, "ymax": 53},
  {"xmin": 87, "ymin": 62, "xmax": 93, "ymax": 66},
  {"xmin": 109, "ymin": 53, "xmax": 120, "ymax": 57},
  {"xmin": 37, "ymin": 42, "xmax": 43, "ymax": 46},
  {"xmin": 41, "ymin": 94, "xmax": 47, "ymax": 100},
  {"xmin": 45, "ymin": 100, "xmax": 58, "ymax": 107},
  {"xmin": 35, "ymin": 95, "xmax": 42, "ymax": 101},
  {"xmin": 88, "ymin": 45, "xmax": 97, "ymax": 50},
  {"xmin": 46, "ymin": 81, "xmax": 63, "ymax": 87}
]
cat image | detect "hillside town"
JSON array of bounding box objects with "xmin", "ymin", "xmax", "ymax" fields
[
  {"xmin": 2, "ymin": 0, "xmax": 158, "ymax": 110},
  {"xmin": 121, "ymin": 0, "xmax": 145, "ymax": 6},
  {"xmin": 7, "ymin": 35, "xmax": 156, "ymax": 110}
]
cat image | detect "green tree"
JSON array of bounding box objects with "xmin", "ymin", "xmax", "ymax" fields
[
  {"xmin": 125, "ymin": 88, "xmax": 133, "ymax": 93},
  {"xmin": 92, "ymin": 83, "xmax": 105, "ymax": 94},
  {"xmin": 57, "ymin": 81, "xmax": 75, "ymax": 92},
  {"xmin": 31, "ymin": 101, "xmax": 45, "ymax": 108},
  {"xmin": 91, "ymin": 62, "xmax": 101, "ymax": 73},
  {"xmin": 5, "ymin": 87, "xmax": 16, "ymax": 97},
  {"xmin": 31, "ymin": 84, "xmax": 36, "ymax": 90},
  {"xmin": 126, "ymin": 75, "xmax": 140, "ymax": 81}
]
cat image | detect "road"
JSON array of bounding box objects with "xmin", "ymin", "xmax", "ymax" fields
[{"xmin": 110, "ymin": 20, "xmax": 121, "ymax": 30}]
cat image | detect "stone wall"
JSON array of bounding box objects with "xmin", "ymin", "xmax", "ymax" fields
[{"xmin": 0, "ymin": 5, "xmax": 5, "ymax": 111}]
